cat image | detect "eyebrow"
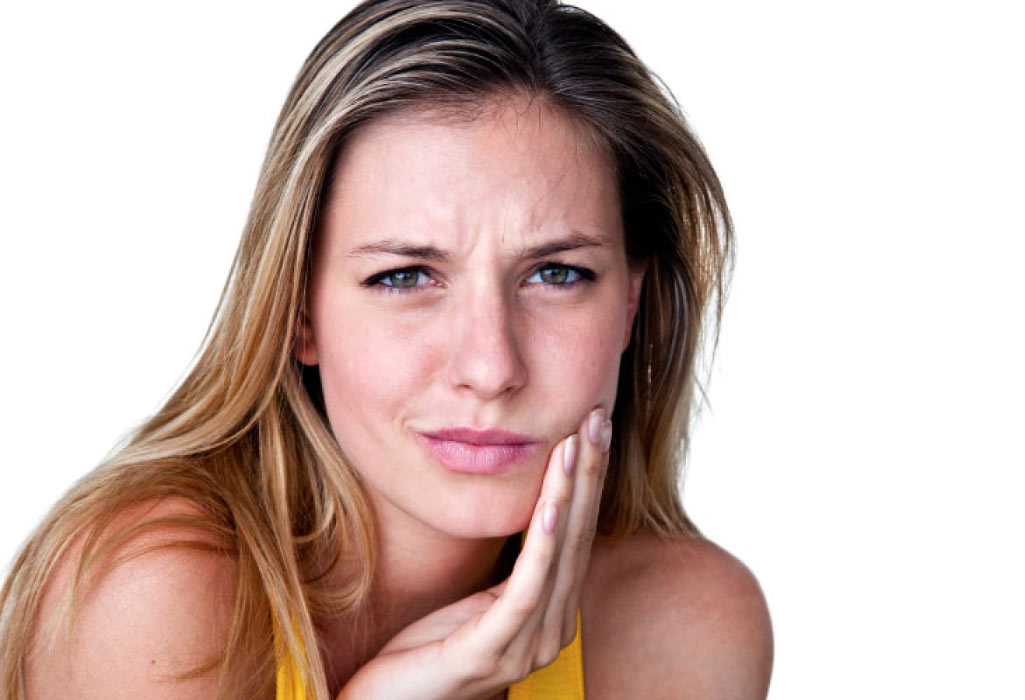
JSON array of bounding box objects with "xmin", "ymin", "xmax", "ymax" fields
[{"xmin": 346, "ymin": 231, "xmax": 611, "ymax": 261}]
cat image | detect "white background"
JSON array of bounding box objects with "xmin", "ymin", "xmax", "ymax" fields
[{"xmin": 1, "ymin": 1, "xmax": 1022, "ymax": 697}]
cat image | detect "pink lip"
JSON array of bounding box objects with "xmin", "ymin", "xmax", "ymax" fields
[{"xmin": 415, "ymin": 427, "xmax": 540, "ymax": 474}]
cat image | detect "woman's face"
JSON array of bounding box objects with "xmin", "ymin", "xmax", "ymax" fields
[{"xmin": 296, "ymin": 94, "xmax": 644, "ymax": 539}]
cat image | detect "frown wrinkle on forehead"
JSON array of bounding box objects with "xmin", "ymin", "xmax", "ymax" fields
[
  {"xmin": 345, "ymin": 231, "xmax": 614, "ymax": 263},
  {"xmin": 318, "ymin": 93, "xmax": 620, "ymax": 260}
]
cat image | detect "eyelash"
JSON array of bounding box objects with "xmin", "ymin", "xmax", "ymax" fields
[{"xmin": 362, "ymin": 263, "xmax": 597, "ymax": 295}]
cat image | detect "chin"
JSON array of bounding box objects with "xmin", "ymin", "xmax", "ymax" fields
[{"xmin": 427, "ymin": 493, "xmax": 537, "ymax": 540}]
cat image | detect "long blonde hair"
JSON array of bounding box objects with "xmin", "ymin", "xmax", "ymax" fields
[{"xmin": 0, "ymin": 1, "xmax": 732, "ymax": 697}]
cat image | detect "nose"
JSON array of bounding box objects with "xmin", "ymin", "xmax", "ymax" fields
[{"xmin": 447, "ymin": 281, "xmax": 527, "ymax": 400}]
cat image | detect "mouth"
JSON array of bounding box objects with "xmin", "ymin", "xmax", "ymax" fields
[{"xmin": 415, "ymin": 428, "xmax": 541, "ymax": 475}]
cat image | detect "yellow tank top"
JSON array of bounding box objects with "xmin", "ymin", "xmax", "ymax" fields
[
  {"xmin": 276, "ymin": 528, "xmax": 585, "ymax": 699},
  {"xmin": 275, "ymin": 607, "xmax": 585, "ymax": 699}
]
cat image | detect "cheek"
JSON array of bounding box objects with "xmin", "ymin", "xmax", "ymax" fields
[
  {"xmin": 527, "ymin": 305, "xmax": 627, "ymax": 416},
  {"xmin": 313, "ymin": 288, "xmax": 629, "ymax": 435},
  {"xmin": 312, "ymin": 298, "xmax": 433, "ymax": 432}
]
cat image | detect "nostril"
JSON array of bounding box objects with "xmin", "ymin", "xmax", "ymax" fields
[{"xmin": 447, "ymin": 324, "xmax": 527, "ymax": 399}]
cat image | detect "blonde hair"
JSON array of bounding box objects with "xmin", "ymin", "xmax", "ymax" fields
[{"xmin": 0, "ymin": 1, "xmax": 732, "ymax": 697}]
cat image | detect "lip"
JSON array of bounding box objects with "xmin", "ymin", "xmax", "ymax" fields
[{"xmin": 415, "ymin": 427, "xmax": 540, "ymax": 474}]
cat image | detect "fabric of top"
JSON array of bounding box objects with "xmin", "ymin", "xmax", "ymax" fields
[
  {"xmin": 275, "ymin": 607, "xmax": 585, "ymax": 699},
  {"xmin": 276, "ymin": 529, "xmax": 585, "ymax": 699}
]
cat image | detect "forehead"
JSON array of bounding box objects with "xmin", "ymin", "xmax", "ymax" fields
[
  {"xmin": 349, "ymin": 92, "xmax": 612, "ymax": 169},
  {"xmin": 319, "ymin": 94, "xmax": 621, "ymax": 252}
]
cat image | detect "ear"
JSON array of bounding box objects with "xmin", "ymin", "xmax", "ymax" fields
[
  {"xmin": 623, "ymin": 264, "xmax": 647, "ymax": 352},
  {"xmin": 293, "ymin": 307, "xmax": 319, "ymax": 366}
]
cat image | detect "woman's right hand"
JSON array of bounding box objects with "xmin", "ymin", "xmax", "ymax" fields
[{"xmin": 336, "ymin": 407, "xmax": 613, "ymax": 700}]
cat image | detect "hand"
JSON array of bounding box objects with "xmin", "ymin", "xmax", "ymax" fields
[{"xmin": 336, "ymin": 407, "xmax": 613, "ymax": 700}]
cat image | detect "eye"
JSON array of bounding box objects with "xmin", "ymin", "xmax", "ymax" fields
[
  {"xmin": 363, "ymin": 266, "xmax": 435, "ymax": 294},
  {"xmin": 526, "ymin": 263, "xmax": 596, "ymax": 288}
]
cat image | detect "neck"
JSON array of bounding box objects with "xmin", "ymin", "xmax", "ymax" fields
[
  {"xmin": 369, "ymin": 513, "xmax": 514, "ymax": 629},
  {"xmin": 320, "ymin": 501, "xmax": 520, "ymax": 689}
]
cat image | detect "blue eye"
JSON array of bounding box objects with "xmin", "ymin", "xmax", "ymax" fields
[
  {"xmin": 381, "ymin": 269, "xmax": 423, "ymax": 288},
  {"xmin": 526, "ymin": 264, "xmax": 595, "ymax": 287},
  {"xmin": 365, "ymin": 266, "xmax": 433, "ymax": 293},
  {"xmin": 363, "ymin": 263, "xmax": 595, "ymax": 295}
]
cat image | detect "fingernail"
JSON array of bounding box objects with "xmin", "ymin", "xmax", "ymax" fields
[
  {"xmin": 588, "ymin": 409, "xmax": 604, "ymax": 445},
  {"xmin": 543, "ymin": 503, "xmax": 558, "ymax": 533},
  {"xmin": 563, "ymin": 435, "xmax": 578, "ymax": 475},
  {"xmin": 601, "ymin": 420, "xmax": 613, "ymax": 453}
]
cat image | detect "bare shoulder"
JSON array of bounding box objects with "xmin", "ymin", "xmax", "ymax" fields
[
  {"xmin": 582, "ymin": 530, "xmax": 773, "ymax": 700},
  {"xmin": 25, "ymin": 497, "xmax": 240, "ymax": 699}
]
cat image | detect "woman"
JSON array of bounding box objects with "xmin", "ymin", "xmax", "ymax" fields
[{"xmin": 0, "ymin": 1, "xmax": 772, "ymax": 698}]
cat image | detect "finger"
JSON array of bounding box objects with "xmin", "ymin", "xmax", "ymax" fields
[
  {"xmin": 498, "ymin": 430, "xmax": 578, "ymax": 633},
  {"xmin": 541, "ymin": 407, "xmax": 611, "ymax": 647},
  {"xmin": 486, "ymin": 578, "xmax": 509, "ymax": 598},
  {"xmin": 563, "ymin": 414, "xmax": 611, "ymax": 637},
  {"xmin": 470, "ymin": 434, "xmax": 576, "ymax": 653},
  {"xmin": 500, "ymin": 407, "xmax": 602, "ymax": 667},
  {"xmin": 504, "ymin": 425, "xmax": 584, "ymax": 661}
]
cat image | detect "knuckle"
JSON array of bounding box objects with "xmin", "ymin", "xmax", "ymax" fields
[
  {"xmin": 561, "ymin": 622, "xmax": 576, "ymax": 648},
  {"xmin": 535, "ymin": 638, "xmax": 561, "ymax": 668},
  {"xmin": 569, "ymin": 522, "xmax": 596, "ymax": 550},
  {"xmin": 456, "ymin": 655, "xmax": 493, "ymax": 684},
  {"xmin": 579, "ymin": 450, "xmax": 602, "ymax": 477},
  {"xmin": 508, "ymin": 597, "xmax": 536, "ymax": 619},
  {"xmin": 481, "ymin": 651, "xmax": 520, "ymax": 684},
  {"xmin": 500, "ymin": 655, "xmax": 534, "ymax": 684},
  {"xmin": 553, "ymin": 493, "xmax": 573, "ymax": 513},
  {"xmin": 566, "ymin": 531, "xmax": 586, "ymax": 553},
  {"xmin": 463, "ymin": 660, "xmax": 493, "ymax": 684}
]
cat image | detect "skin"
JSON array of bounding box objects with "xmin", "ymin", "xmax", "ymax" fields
[
  {"xmin": 294, "ymin": 92, "xmax": 644, "ymax": 695},
  {"xmin": 296, "ymin": 94, "xmax": 639, "ymax": 541},
  {"xmin": 24, "ymin": 92, "xmax": 773, "ymax": 699}
]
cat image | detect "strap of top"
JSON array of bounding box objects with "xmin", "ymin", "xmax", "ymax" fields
[{"xmin": 275, "ymin": 619, "xmax": 308, "ymax": 700}]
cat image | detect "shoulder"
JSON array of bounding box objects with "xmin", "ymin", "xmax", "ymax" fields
[
  {"xmin": 25, "ymin": 497, "xmax": 240, "ymax": 699},
  {"xmin": 582, "ymin": 530, "xmax": 773, "ymax": 699}
]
